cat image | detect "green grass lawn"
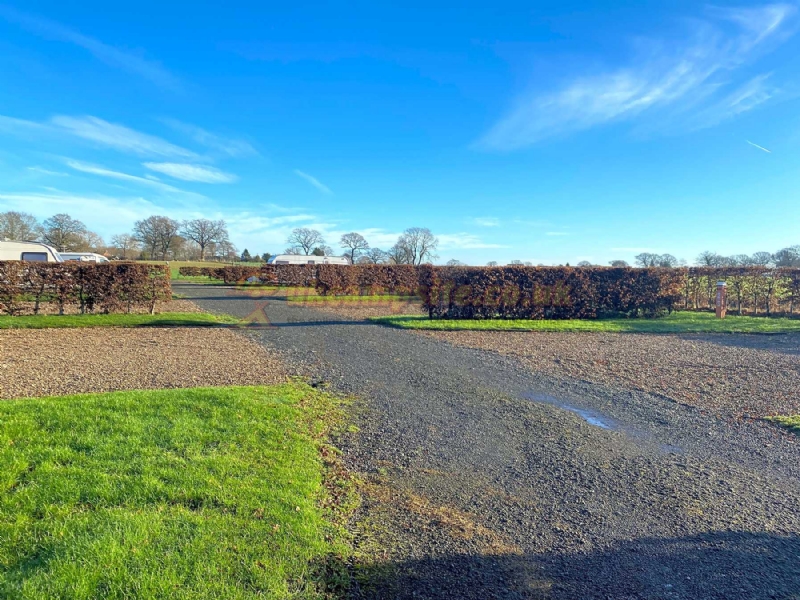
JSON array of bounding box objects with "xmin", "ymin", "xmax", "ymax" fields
[
  {"xmin": 766, "ymin": 415, "xmax": 800, "ymax": 435},
  {"xmin": 288, "ymin": 294, "xmax": 417, "ymax": 303},
  {"xmin": 371, "ymin": 311, "xmax": 800, "ymax": 334},
  {"xmin": 0, "ymin": 384, "xmax": 354, "ymax": 599},
  {"xmin": 138, "ymin": 260, "xmax": 262, "ymax": 279},
  {"xmin": 0, "ymin": 312, "xmax": 239, "ymax": 329}
]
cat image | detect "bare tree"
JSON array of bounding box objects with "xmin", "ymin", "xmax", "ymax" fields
[
  {"xmin": 133, "ymin": 215, "xmax": 181, "ymax": 260},
  {"xmin": 110, "ymin": 234, "xmax": 140, "ymax": 259},
  {"xmin": 394, "ymin": 227, "xmax": 438, "ymax": 265},
  {"xmin": 696, "ymin": 251, "xmax": 722, "ymax": 267},
  {"xmin": 750, "ymin": 251, "xmax": 774, "ymax": 267},
  {"xmin": 486, "ymin": 261, "xmax": 498, "ymax": 267},
  {"xmin": 340, "ymin": 232, "xmax": 369, "ymax": 264},
  {"xmin": 0, "ymin": 211, "xmax": 41, "ymax": 241},
  {"xmin": 80, "ymin": 230, "xmax": 105, "ymax": 252},
  {"xmin": 609, "ymin": 260, "xmax": 629, "ymax": 267},
  {"xmin": 577, "ymin": 260, "xmax": 593, "ymax": 267},
  {"xmin": 774, "ymin": 246, "xmax": 800, "ymax": 267},
  {"xmin": 41, "ymin": 213, "xmax": 88, "ymax": 252},
  {"xmin": 509, "ymin": 260, "xmax": 523, "ymax": 265},
  {"xmin": 634, "ymin": 253, "xmax": 659, "ymax": 267},
  {"xmin": 446, "ymin": 259, "xmax": 465, "ymax": 266},
  {"xmin": 287, "ymin": 228, "xmax": 325, "ymax": 255},
  {"xmin": 359, "ymin": 248, "xmax": 389, "ymax": 264},
  {"xmin": 388, "ymin": 243, "xmax": 412, "ymax": 264},
  {"xmin": 181, "ymin": 219, "xmax": 228, "ymax": 261}
]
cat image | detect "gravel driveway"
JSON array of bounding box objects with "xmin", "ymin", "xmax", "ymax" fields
[{"xmin": 179, "ymin": 284, "xmax": 800, "ymax": 600}]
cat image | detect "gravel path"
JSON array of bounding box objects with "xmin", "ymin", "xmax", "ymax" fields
[
  {"xmin": 179, "ymin": 284, "xmax": 800, "ymax": 600},
  {"xmin": 0, "ymin": 326, "xmax": 286, "ymax": 399}
]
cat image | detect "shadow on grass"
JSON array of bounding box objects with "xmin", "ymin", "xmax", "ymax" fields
[{"xmin": 341, "ymin": 531, "xmax": 800, "ymax": 600}]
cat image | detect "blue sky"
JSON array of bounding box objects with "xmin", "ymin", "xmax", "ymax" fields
[{"xmin": 0, "ymin": 1, "xmax": 798, "ymax": 265}]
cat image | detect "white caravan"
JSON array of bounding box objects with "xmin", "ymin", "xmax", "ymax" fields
[
  {"xmin": 267, "ymin": 254, "xmax": 350, "ymax": 265},
  {"xmin": 59, "ymin": 252, "xmax": 111, "ymax": 264},
  {"xmin": 0, "ymin": 240, "xmax": 63, "ymax": 262}
]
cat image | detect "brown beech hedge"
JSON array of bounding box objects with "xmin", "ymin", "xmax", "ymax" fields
[
  {"xmin": 219, "ymin": 264, "xmax": 318, "ymax": 287},
  {"xmin": 316, "ymin": 264, "xmax": 418, "ymax": 295},
  {"xmin": 0, "ymin": 262, "xmax": 171, "ymax": 315},
  {"xmin": 418, "ymin": 266, "xmax": 685, "ymax": 319}
]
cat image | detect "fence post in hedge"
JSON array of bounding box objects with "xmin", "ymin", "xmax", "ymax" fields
[{"xmin": 715, "ymin": 281, "xmax": 727, "ymax": 319}]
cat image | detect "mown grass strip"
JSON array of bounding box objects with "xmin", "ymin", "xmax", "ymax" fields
[
  {"xmin": 0, "ymin": 312, "xmax": 239, "ymax": 329},
  {"xmin": 288, "ymin": 294, "xmax": 417, "ymax": 303},
  {"xmin": 765, "ymin": 415, "xmax": 800, "ymax": 435},
  {"xmin": 371, "ymin": 312, "xmax": 800, "ymax": 334},
  {"xmin": 0, "ymin": 384, "xmax": 354, "ymax": 599}
]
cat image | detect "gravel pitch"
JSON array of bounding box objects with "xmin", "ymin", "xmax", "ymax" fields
[
  {"xmin": 179, "ymin": 284, "xmax": 800, "ymax": 600},
  {"xmin": 0, "ymin": 325, "xmax": 286, "ymax": 399},
  {"xmin": 421, "ymin": 330, "xmax": 800, "ymax": 419}
]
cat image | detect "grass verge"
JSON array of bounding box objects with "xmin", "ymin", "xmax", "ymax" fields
[
  {"xmin": 0, "ymin": 384, "xmax": 356, "ymax": 599},
  {"xmin": 288, "ymin": 294, "xmax": 417, "ymax": 303},
  {"xmin": 0, "ymin": 312, "xmax": 239, "ymax": 329},
  {"xmin": 765, "ymin": 415, "xmax": 800, "ymax": 435},
  {"xmin": 371, "ymin": 311, "xmax": 800, "ymax": 334}
]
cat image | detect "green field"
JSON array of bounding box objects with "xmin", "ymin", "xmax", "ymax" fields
[
  {"xmin": 0, "ymin": 312, "xmax": 239, "ymax": 329},
  {"xmin": 0, "ymin": 385, "xmax": 354, "ymax": 599},
  {"xmin": 371, "ymin": 311, "xmax": 800, "ymax": 334},
  {"xmin": 138, "ymin": 260, "xmax": 262, "ymax": 279},
  {"xmin": 288, "ymin": 294, "xmax": 417, "ymax": 303}
]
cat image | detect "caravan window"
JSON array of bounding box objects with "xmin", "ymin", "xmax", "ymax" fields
[{"xmin": 21, "ymin": 252, "xmax": 48, "ymax": 262}]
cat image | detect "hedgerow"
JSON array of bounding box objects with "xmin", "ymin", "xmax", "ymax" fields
[
  {"xmin": 316, "ymin": 264, "xmax": 418, "ymax": 296},
  {"xmin": 418, "ymin": 266, "xmax": 685, "ymax": 319},
  {"xmin": 0, "ymin": 262, "xmax": 171, "ymax": 315}
]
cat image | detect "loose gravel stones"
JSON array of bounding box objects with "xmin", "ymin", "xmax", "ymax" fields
[
  {"xmin": 0, "ymin": 326, "xmax": 286, "ymax": 399},
  {"xmin": 422, "ymin": 330, "xmax": 800, "ymax": 419},
  {"xmin": 179, "ymin": 284, "xmax": 800, "ymax": 600}
]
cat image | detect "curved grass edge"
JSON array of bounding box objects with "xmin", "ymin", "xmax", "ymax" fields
[
  {"xmin": 0, "ymin": 312, "xmax": 241, "ymax": 329},
  {"xmin": 369, "ymin": 312, "xmax": 800, "ymax": 334}
]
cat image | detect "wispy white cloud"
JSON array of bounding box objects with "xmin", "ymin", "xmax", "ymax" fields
[
  {"xmin": 294, "ymin": 169, "xmax": 333, "ymax": 194},
  {"xmin": 143, "ymin": 162, "xmax": 238, "ymax": 183},
  {"xmin": 160, "ymin": 118, "xmax": 258, "ymax": 158},
  {"xmin": 746, "ymin": 139, "xmax": 772, "ymax": 153},
  {"xmin": 438, "ymin": 233, "xmax": 508, "ymax": 250},
  {"xmin": 0, "ymin": 191, "xmax": 168, "ymax": 230},
  {"xmin": 52, "ymin": 116, "xmax": 198, "ymax": 158},
  {"xmin": 472, "ymin": 217, "xmax": 500, "ymax": 227},
  {"xmin": 478, "ymin": 3, "xmax": 796, "ymax": 149},
  {"xmin": 0, "ymin": 114, "xmax": 200, "ymax": 160},
  {"xmin": 64, "ymin": 160, "xmax": 208, "ymax": 200},
  {"xmin": 0, "ymin": 114, "xmax": 49, "ymax": 134},
  {"xmin": 545, "ymin": 231, "xmax": 569, "ymax": 236},
  {"xmin": 225, "ymin": 213, "xmax": 317, "ymax": 235},
  {"xmin": 27, "ymin": 166, "xmax": 69, "ymax": 177},
  {"xmin": 0, "ymin": 6, "xmax": 180, "ymax": 90}
]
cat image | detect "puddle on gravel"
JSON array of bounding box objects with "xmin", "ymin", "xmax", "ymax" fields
[
  {"xmin": 524, "ymin": 392, "xmax": 619, "ymax": 431},
  {"xmin": 523, "ymin": 392, "xmax": 683, "ymax": 454}
]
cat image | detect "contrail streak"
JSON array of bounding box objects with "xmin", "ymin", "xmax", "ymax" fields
[{"xmin": 747, "ymin": 140, "xmax": 771, "ymax": 153}]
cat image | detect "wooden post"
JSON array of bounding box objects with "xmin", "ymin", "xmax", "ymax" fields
[{"xmin": 715, "ymin": 281, "xmax": 727, "ymax": 319}]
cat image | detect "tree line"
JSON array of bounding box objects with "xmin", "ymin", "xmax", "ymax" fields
[
  {"xmin": 0, "ymin": 211, "xmax": 442, "ymax": 265},
  {"xmin": 283, "ymin": 226, "xmax": 439, "ymax": 265},
  {"xmin": 0, "ymin": 211, "xmax": 240, "ymax": 261}
]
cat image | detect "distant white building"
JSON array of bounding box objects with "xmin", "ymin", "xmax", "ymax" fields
[{"xmin": 267, "ymin": 254, "xmax": 350, "ymax": 265}]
